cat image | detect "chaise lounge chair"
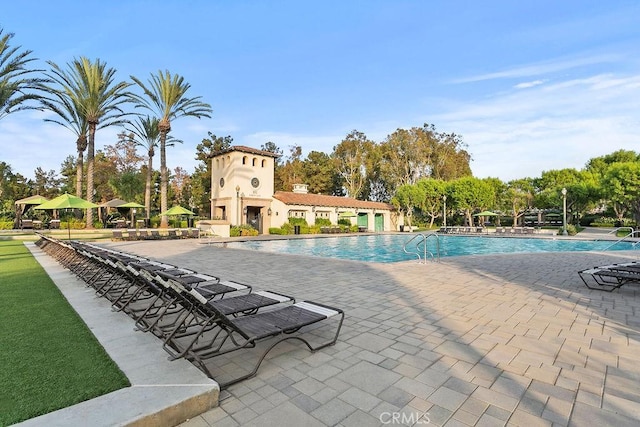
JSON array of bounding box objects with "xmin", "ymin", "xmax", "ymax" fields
[
  {"xmin": 164, "ymin": 290, "xmax": 344, "ymax": 388},
  {"xmin": 578, "ymin": 262, "xmax": 640, "ymax": 291}
]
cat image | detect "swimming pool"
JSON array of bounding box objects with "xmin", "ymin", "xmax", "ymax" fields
[{"xmin": 223, "ymin": 234, "xmax": 637, "ymax": 263}]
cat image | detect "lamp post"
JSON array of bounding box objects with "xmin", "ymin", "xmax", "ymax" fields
[
  {"xmin": 443, "ymin": 195, "xmax": 447, "ymax": 228},
  {"xmin": 235, "ymin": 185, "xmax": 240, "ymax": 225},
  {"xmin": 561, "ymin": 187, "xmax": 568, "ymax": 236}
]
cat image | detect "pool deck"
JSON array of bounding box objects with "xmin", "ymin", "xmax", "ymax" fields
[{"xmin": 22, "ymin": 230, "xmax": 640, "ymax": 426}]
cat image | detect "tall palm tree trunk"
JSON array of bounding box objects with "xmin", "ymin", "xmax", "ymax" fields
[
  {"xmin": 145, "ymin": 152, "xmax": 153, "ymax": 221},
  {"xmin": 75, "ymin": 152, "xmax": 83, "ymax": 197},
  {"xmin": 85, "ymin": 122, "xmax": 96, "ymax": 229},
  {"xmin": 75, "ymin": 135, "xmax": 86, "ymax": 198},
  {"xmin": 159, "ymin": 127, "xmax": 169, "ymax": 228}
]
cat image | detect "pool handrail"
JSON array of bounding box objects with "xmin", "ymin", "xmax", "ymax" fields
[
  {"xmin": 603, "ymin": 228, "xmax": 640, "ymax": 251},
  {"xmin": 403, "ymin": 233, "xmax": 440, "ymax": 263}
]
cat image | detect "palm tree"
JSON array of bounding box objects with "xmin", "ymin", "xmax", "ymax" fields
[
  {"xmin": 42, "ymin": 57, "xmax": 132, "ymax": 227},
  {"xmin": 126, "ymin": 116, "xmax": 182, "ymax": 220},
  {"xmin": 130, "ymin": 70, "xmax": 212, "ymax": 227},
  {"xmin": 0, "ymin": 27, "xmax": 45, "ymax": 120},
  {"xmin": 38, "ymin": 96, "xmax": 88, "ymax": 197}
]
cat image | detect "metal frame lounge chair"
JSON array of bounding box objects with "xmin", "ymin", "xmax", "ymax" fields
[
  {"xmin": 578, "ymin": 262, "xmax": 640, "ymax": 291},
  {"xmin": 164, "ymin": 289, "xmax": 344, "ymax": 388}
]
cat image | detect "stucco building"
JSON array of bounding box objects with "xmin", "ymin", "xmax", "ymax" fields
[{"xmin": 208, "ymin": 146, "xmax": 397, "ymax": 235}]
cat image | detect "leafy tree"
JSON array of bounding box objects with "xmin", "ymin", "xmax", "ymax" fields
[
  {"xmin": 197, "ymin": 132, "xmax": 233, "ymax": 160},
  {"xmin": 103, "ymin": 134, "xmax": 145, "ymax": 204},
  {"xmin": 261, "ymin": 141, "xmax": 283, "ymax": 165},
  {"xmin": 0, "ymin": 28, "xmax": 44, "ymax": 120},
  {"xmin": 0, "ymin": 162, "xmax": 30, "ymax": 219},
  {"xmin": 391, "ymin": 184, "xmax": 426, "ymax": 228},
  {"xmin": 601, "ymin": 162, "xmax": 640, "ymax": 223},
  {"xmin": 32, "ymin": 167, "xmax": 61, "ymax": 198},
  {"xmin": 425, "ymin": 126, "xmax": 472, "ymax": 180},
  {"xmin": 585, "ymin": 149, "xmax": 639, "ymax": 178},
  {"xmin": 92, "ymin": 150, "xmax": 118, "ymax": 204},
  {"xmin": 303, "ymin": 151, "xmax": 340, "ymax": 195},
  {"xmin": 130, "ymin": 70, "xmax": 212, "ymax": 227},
  {"xmin": 171, "ymin": 166, "xmax": 192, "ymax": 208},
  {"xmin": 43, "ymin": 57, "xmax": 132, "ymax": 227},
  {"xmin": 416, "ymin": 178, "xmax": 446, "ymax": 228},
  {"xmin": 59, "ymin": 155, "xmax": 77, "ymax": 194},
  {"xmin": 361, "ymin": 143, "xmax": 388, "ymax": 201},
  {"xmin": 448, "ymin": 176, "xmax": 494, "ymax": 226},
  {"xmin": 504, "ymin": 178, "xmax": 533, "ymax": 227},
  {"xmin": 105, "ymin": 132, "xmax": 144, "ymax": 173},
  {"xmin": 332, "ymin": 130, "xmax": 372, "ymax": 198},
  {"xmin": 276, "ymin": 145, "xmax": 305, "ymax": 191}
]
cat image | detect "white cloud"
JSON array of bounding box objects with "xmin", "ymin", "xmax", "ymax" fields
[
  {"xmin": 514, "ymin": 80, "xmax": 546, "ymax": 89},
  {"xmin": 452, "ymin": 53, "xmax": 620, "ymax": 83},
  {"xmin": 432, "ymin": 73, "xmax": 640, "ymax": 180}
]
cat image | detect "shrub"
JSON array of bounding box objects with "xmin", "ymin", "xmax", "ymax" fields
[
  {"xmin": 288, "ymin": 217, "xmax": 308, "ymax": 226},
  {"xmin": 314, "ymin": 218, "xmax": 331, "ymax": 226},
  {"xmin": 558, "ymin": 224, "xmax": 578, "ymax": 236},
  {"xmin": 308, "ymin": 225, "xmax": 322, "ymax": 234},
  {"xmin": 0, "ymin": 221, "xmax": 13, "ymax": 230},
  {"xmin": 230, "ymin": 225, "xmax": 258, "ymax": 237},
  {"xmin": 337, "ymin": 218, "xmax": 351, "ymax": 226},
  {"xmin": 268, "ymin": 227, "xmax": 285, "ymax": 235}
]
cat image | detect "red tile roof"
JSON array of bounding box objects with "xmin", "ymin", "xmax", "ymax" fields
[
  {"xmin": 209, "ymin": 145, "xmax": 281, "ymax": 158},
  {"xmin": 273, "ymin": 191, "xmax": 395, "ymax": 210}
]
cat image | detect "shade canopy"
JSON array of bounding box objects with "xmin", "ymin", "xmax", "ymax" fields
[
  {"xmin": 99, "ymin": 198, "xmax": 128, "ymax": 208},
  {"xmin": 161, "ymin": 206, "xmax": 195, "ymax": 216},
  {"xmin": 473, "ymin": 210, "xmax": 499, "ymax": 216},
  {"xmin": 338, "ymin": 211, "xmax": 357, "ymax": 218},
  {"xmin": 15, "ymin": 195, "xmax": 49, "ymax": 206},
  {"xmin": 119, "ymin": 202, "xmax": 145, "ymax": 208},
  {"xmin": 34, "ymin": 193, "xmax": 98, "ymax": 210}
]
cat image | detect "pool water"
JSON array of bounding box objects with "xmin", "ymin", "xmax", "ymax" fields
[{"xmin": 223, "ymin": 234, "xmax": 637, "ymax": 263}]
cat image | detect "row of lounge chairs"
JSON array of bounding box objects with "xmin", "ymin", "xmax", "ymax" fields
[
  {"xmin": 112, "ymin": 228, "xmax": 200, "ymax": 241},
  {"xmin": 579, "ymin": 261, "xmax": 640, "ymax": 292},
  {"xmin": 438, "ymin": 226, "xmax": 485, "ymax": 234},
  {"xmin": 34, "ymin": 234, "xmax": 344, "ymax": 388},
  {"xmin": 495, "ymin": 227, "xmax": 536, "ymax": 235}
]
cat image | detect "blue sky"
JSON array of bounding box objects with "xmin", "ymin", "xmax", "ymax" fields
[{"xmin": 2, "ymin": 0, "xmax": 639, "ymax": 182}]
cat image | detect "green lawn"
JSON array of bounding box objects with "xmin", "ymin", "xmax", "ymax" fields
[{"xmin": 0, "ymin": 241, "xmax": 130, "ymax": 426}]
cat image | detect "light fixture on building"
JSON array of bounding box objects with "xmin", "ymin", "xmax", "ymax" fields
[{"xmin": 267, "ymin": 208, "xmax": 272, "ymax": 216}]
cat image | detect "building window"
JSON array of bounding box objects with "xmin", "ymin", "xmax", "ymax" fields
[
  {"xmin": 242, "ymin": 156, "xmax": 247, "ymax": 165},
  {"xmin": 315, "ymin": 211, "xmax": 330, "ymax": 219},
  {"xmin": 252, "ymin": 158, "xmax": 256, "ymax": 166},
  {"xmin": 261, "ymin": 159, "xmax": 266, "ymax": 167},
  {"xmin": 288, "ymin": 210, "xmax": 306, "ymax": 218}
]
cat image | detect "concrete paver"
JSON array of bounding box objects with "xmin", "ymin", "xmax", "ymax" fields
[{"xmin": 21, "ymin": 234, "xmax": 640, "ymax": 426}]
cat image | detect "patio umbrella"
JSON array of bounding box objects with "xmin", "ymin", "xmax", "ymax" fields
[
  {"xmin": 119, "ymin": 202, "xmax": 145, "ymax": 226},
  {"xmin": 473, "ymin": 210, "xmax": 499, "ymax": 216},
  {"xmin": 161, "ymin": 206, "xmax": 195, "ymax": 228},
  {"xmin": 161, "ymin": 206, "xmax": 195, "ymax": 216},
  {"xmin": 14, "ymin": 195, "xmax": 49, "ymax": 228},
  {"xmin": 99, "ymin": 198, "xmax": 127, "ymax": 208},
  {"xmin": 34, "ymin": 193, "xmax": 99, "ymax": 239}
]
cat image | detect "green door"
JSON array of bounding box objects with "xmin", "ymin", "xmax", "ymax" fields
[
  {"xmin": 375, "ymin": 214, "xmax": 384, "ymax": 231},
  {"xmin": 357, "ymin": 213, "xmax": 368, "ymax": 229}
]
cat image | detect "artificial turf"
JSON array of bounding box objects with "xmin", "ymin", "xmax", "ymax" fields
[{"xmin": 0, "ymin": 241, "xmax": 130, "ymax": 426}]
